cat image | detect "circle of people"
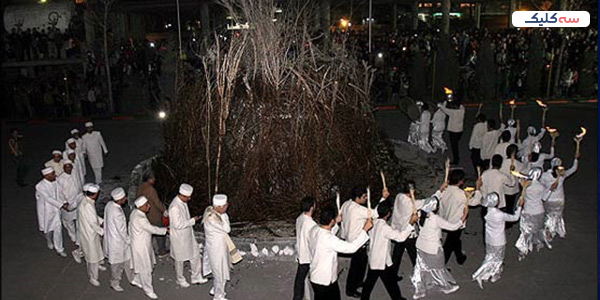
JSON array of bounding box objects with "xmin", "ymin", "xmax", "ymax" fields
[
  {"xmin": 293, "ymin": 101, "xmax": 580, "ymax": 300},
  {"xmin": 35, "ymin": 121, "xmax": 237, "ymax": 300}
]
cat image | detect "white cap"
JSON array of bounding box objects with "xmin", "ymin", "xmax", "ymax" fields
[
  {"xmin": 213, "ymin": 194, "xmax": 228, "ymax": 206},
  {"xmin": 111, "ymin": 187, "xmax": 126, "ymax": 201},
  {"xmin": 63, "ymin": 160, "xmax": 73, "ymax": 165},
  {"xmin": 67, "ymin": 138, "xmax": 76, "ymax": 144},
  {"xmin": 83, "ymin": 183, "xmax": 93, "ymax": 192},
  {"xmin": 135, "ymin": 196, "xmax": 148, "ymax": 208},
  {"xmin": 179, "ymin": 184, "xmax": 194, "ymax": 196},
  {"xmin": 41, "ymin": 167, "xmax": 54, "ymax": 176},
  {"xmin": 67, "ymin": 149, "xmax": 75, "ymax": 155},
  {"xmin": 85, "ymin": 122, "xmax": 94, "ymax": 127},
  {"xmin": 52, "ymin": 150, "xmax": 62, "ymax": 156},
  {"xmin": 71, "ymin": 129, "xmax": 79, "ymax": 134},
  {"xmin": 87, "ymin": 184, "xmax": 100, "ymax": 193}
]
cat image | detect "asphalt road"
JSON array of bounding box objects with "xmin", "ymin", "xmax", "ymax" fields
[{"xmin": 1, "ymin": 103, "xmax": 596, "ymax": 300}]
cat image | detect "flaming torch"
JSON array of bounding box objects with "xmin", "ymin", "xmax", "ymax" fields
[
  {"xmin": 444, "ymin": 87, "xmax": 453, "ymax": 101},
  {"xmin": 509, "ymin": 99, "xmax": 516, "ymax": 119},
  {"xmin": 464, "ymin": 187, "xmax": 475, "ymax": 209},
  {"xmin": 546, "ymin": 126, "xmax": 559, "ymax": 145},
  {"xmin": 536, "ymin": 99, "xmax": 548, "ymax": 127},
  {"xmin": 574, "ymin": 127, "xmax": 586, "ymax": 157}
]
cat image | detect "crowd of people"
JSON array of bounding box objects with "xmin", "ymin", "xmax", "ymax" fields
[
  {"xmin": 26, "ymin": 121, "xmax": 237, "ymax": 300},
  {"xmin": 292, "ymin": 94, "xmax": 579, "ymax": 300},
  {"xmin": 4, "ymin": 26, "xmax": 83, "ymax": 61}
]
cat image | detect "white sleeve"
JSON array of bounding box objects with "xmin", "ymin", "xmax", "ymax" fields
[
  {"xmin": 329, "ymin": 230, "xmax": 369, "ymax": 254},
  {"xmin": 565, "ymin": 159, "xmax": 578, "ymax": 177},
  {"xmin": 140, "ymin": 216, "xmax": 167, "ymax": 235},
  {"xmin": 170, "ymin": 206, "xmax": 195, "ymax": 230},
  {"xmin": 384, "ymin": 224, "xmax": 413, "ymax": 243},
  {"xmin": 99, "ymin": 133, "xmax": 108, "ymax": 154},
  {"xmin": 434, "ymin": 215, "xmax": 463, "ymax": 231},
  {"xmin": 501, "ymin": 207, "xmax": 522, "ymax": 222}
]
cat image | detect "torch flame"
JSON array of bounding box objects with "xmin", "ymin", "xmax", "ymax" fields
[
  {"xmin": 511, "ymin": 170, "xmax": 528, "ymax": 179},
  {"xmin": 509, "ymin": 99, "xmax": 516, "ymax": 105},
  {"xmin": 443, "ymin": 87, "xmax": 453, "ymax": 95},
  {"xmin": 536, "ymin": 99, "xmax": 547, "ymax": 108},
  {"xmin": 576, "ymin": 127, "xmax": 587, "ymax": 139},
  {"xmin": 546, "ymin": 126, "xmax": 557, "ymax": 133},
  {"xmin": 464, "ymin": 187, "xmax": 475, "ymax": 192}
]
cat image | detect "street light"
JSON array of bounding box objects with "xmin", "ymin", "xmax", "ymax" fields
[
  {"xmin": 340, "ymin": 18, "xmax": 349, "ymax": 28},
  {"xmin": 158, "ymin": 111, "xmax": 167, "ymax": 119}
]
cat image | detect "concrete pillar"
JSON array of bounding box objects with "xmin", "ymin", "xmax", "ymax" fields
[
  {"xmin": 201, "ymin": 1, "xmax": 211, "ymax": 40},
  {"xmin": 475, "ymin": 2, "xmax": 481, "ymax": 28},
  {"xmin": 508, "ymin": 0, "xmax": 516, "ymax": 28},
  {"xmin": 442, "ymin": 0, "xmax": 450, "ymax": 34},
  {"xmin": 392, "ymin": 3, "xmax": 398, "ymax": 32},
  {"xmin": 412, "ymin": 1, "xmax": 419, "ymax": 30}
]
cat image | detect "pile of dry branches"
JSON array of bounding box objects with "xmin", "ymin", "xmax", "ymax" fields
[{"xmin": 155, "ymin": 0, "xmax": 405, "ymax": 221}]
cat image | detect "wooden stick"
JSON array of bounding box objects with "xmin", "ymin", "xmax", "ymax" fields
[
  {"xmin": 516, "ymin": 120, "xmax": 521, "ymax": 142},
  {"xmin": 477, "ymin": 166, "xmax": 482, "ymax": 179},
  {"xmin": 510, "ymin": 106, "xmax": 515, "ymax": 120},
  {"xmin": 499, "ymin": 102, "xmax": 503, "ymax": 123},
  {"xmin": 575, "ymin": 139, "xmax": 581, "ymax": 157},
  {"xmin": 380, "ymin": 170, "xmax": 387, "ymax": 190},
  {"xmin": 444, "ymin": 157, "xmax": 450, "ymax": 183},
  {"xmin": 541, "ymin": 108, "xmax": 547, "ymax": 128},
  {"xmin": 477, "ymin": 103, "xmax": 483, "ymax": 116},
  {"xmin": 409, "ymin": 185, "xmax": 417, "ymax": 214},
  {"xmin": 510, "ymin": 153, "xmax": 515, "ymax": 169},
  {"xmin": 366, "ymin": 187, "xmax": 372, "ymax": 219},
  {"xmin": 336, "ymin": 192, "xmax": 341, "ymax": 213}
]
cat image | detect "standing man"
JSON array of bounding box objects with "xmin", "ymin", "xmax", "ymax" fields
[
  {"xmin": 57, "ymin": 161, "xmax": 81, "ymax": 245},
  {"xmin": 500, "ymin": 145, "xmax": 525, "ymax": 215},
  {"xmin": 293, "ymin": 196, "xmax": 317, "ymax": 300},
  {"xmin": 469, "ymin": 114, "xmax": 487, "ymax": 174},
  {"xmin": 104, "ymin": 187, "xmax": 136, "ymax": 292},
  {"xmin": 77, "ymin": 183, "xmax": 106, "ymax": 286},
  {"xmin": 309, "ymin": 205, "xmax": 372, "ymax": 300},
  {"xmin": 129, "ymin": 196, "xmax": 168, "ymax": 299},
  {"xmin": 45, "ymin": 150, "xmax": 65, "ymax": 176},
  {"xmin": 82, "ymin": 121, "xmax": 108, "ymax": 184},
  {"xmin": 438, "ymin": 99, "xmax": 465, "ymax": 165},
  {"xmin": 136, "ymin": 171, "xmax": 169, "ymax": 258},
  {"xmin": 169, "ymin": 183, "xmax": 208, "ymax": 288},
  {"xmin": 203, "ymin": 194, "xmax": 232, "ymax": 300},
  {"xmin": 8, "ymin": 128, "xmax": 27, "ymax": 187},
  {"xmin": 36, "ymin": 167, "xmax": 68, "ymax": 256},
  {"xmin": 67, "ymin": 129, "xmax": 87, "ymax": 176},
  {"xmin": 65, "ymin": 149, "xmax": 85, "ymax": 188},
  {"xmin": 480, "ymin": 120, "xmax": 505, "ymax": 170},
  {"xmin": 439, "ymin": 169, "xmax": 470, "ymax": 265},
  {"xmin": 481, "ymin": 155, "xmax": 517, "ymax": 213}
]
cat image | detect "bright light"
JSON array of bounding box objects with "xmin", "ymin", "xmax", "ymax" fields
[
  {"xmin": 402, "ymin": 47, "xmax": 407, "ymax": 51},
  {"xmin": 39, "ymin": 0, "xmax": 47, "ymax": 3},
  {"xmin": 340, "ymin": 18, "xmax": 349, "ymax": 28},
  {"xmin": 63, "ymin": 77, "xmax": 67, "ymax": 81},
  {"xmin": 158, "ymin": 111, "xmax": 166, "ymax": 119},
  {"xmin": 377, "ymin": 53, "xmax": 383, "ymax": 58},
  {"xmin": 149, "ymin": 42, "xmax": 155, "ymax": 47},
  {"xmin": 275, "ymin": 8, "xmax": 283, "ymax": 13}
]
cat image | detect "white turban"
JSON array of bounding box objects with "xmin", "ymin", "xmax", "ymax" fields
[
  {"xmin": 481, "ymin": 192, "xmax": 499, "ymax": 208},
  {"xmin": 87, "ymin": 184, "xmax": 100, "ymax": 193},
  {"xmin": 67, "ymin": 138, "xmax": 76, "ymax": 144},
  {"xmin": 420, "ymin": 196, "xmax": 438, "ymax": 213},
  {"xmin": 83, "ymin": 183, "xmax": 93, "ymax": 192},
  {"xmin": 67, "ymin": 149, "xmax": 75, "ymax": 155},
  {"xmin": 70, "ymin": 129, "xmax": 79, "ymax": 134},
  {"xmin": 111, "ymin": 187, "xmax": 126, "ymax": 201},
  {"xmin": 135, "ymin": 196, "xmax": 148, "ymax": 208},
  {"xmin": 179, "ymin": 183, "xmax": 193, "ymax": 196},
  {"xmin": 213, "ymin": 194, "xmax": 228, "ymax": 207},
  {"xmin": 63, "ymin": 160, "xmax": 73, "ymax": 166},
  {"xmin": 85, "ymin": 122, "xmax": 94, "ymax": 127},
  {"xmin": 527, "ymin": 126, "xmax": 537, "ymax": 136},
  {"xmin": 551, "ymin": 157, "xmax": 562, "ymax": 168},
  {"xmin": 41, "ymin": 167, "xmax": 54, "ymax": 175},
  {"xmin": 52, "ymin": 150, "xmax": 62, "ymax": 156}
]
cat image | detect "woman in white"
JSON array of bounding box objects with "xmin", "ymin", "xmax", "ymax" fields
[
  {"xmin": 518, "ymin": 127, "xmax": 546, "ymax": 159},
  {"xmin": 515, "ymin": 168, "xmax": 546, "ymax": 259},
  {"xmin": 540, "ymin": 155, "xmax": 579, "ymax": 247},
  {"xmin": 522, "ymin": 141, "xmax": 554, "ymax": 172},
  {"xmin": 412, "ymin": 196, "xmax": 466, "ymax": 299},
  {"xmin": 430, "ymin": 106, "xmax": 447, "ymax": 152},
  {"xmin": 417, "ymin": 102, "xmax": 435, "ymax": 153},
  {"xmin": 472, "ymin": 192, "xmax": 522, "ymax": 289}
]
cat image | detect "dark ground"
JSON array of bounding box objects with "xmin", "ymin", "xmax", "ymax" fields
[{"xmin": 1, "ymin": 103, "xmax": 596, "ymax": 299}]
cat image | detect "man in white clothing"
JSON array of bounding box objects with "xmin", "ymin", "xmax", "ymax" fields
[
  {"xmin": 506, "ymin": 119, "xmax": 518, "ymax": 143},
  {"xmin": 468, "ymin": 114, "xmax": 487, "ymax": 176},
  {"xmin": 438, "ymin": 100, "xmax": 465, "ymax": 165},
  {"xmin": 362, "ymin": 201, "xmax": 414, "ymax": 300},
  {"xmin": 65, "ymin": 149, "xmax": 85, "ymax": 188},
  {"xmin": 36, "ymin": 167, "xmax": 68, "ymax": 257},
  {"xmin": 45, "ymin": 150, "xmax": 65, "ymax": 176},
  {"xmin": 293, "ymin": 196, "xmax": 317, "ymax": 300},
  {"xmin": 168, "ymin": 183, "xmax": 208, "ymax": 288},
  {"xmin": 82, "ymin": 122, "xmax": 108, "ymax": 184},
  {"xmin": 77, "ymin": 183, "xmax": 106, "ymax": 286},
  {"xmin": 203, "ymin": 194, "xmax": 233, "ymax": 300},
  {"xmin": 431, "ymin": 106, "xmax": 448, "ymax": 152},
  {"xmin": 480, "ymin": 120, "xmax": 505, "ymax": 170},
  {"xmin": 309, "ymin": 205, "xmax": 372, "ymax": 300},
  {"xmin": 500, "ymin": 145, "xmax": 525, "ymax": 215},
  {"xmin": 492, "ymin": 130, "xmax": 513, "ymax": 160},
  {"xmin": 130, "ymin": 196, "xmax": 169, "ymax": 299},
  {"xmin": 104, "ymin": 187, "xmax": 136, "ymax": 292},
  {"xmin": 439, "ymin": 169, "xmax": 472, "ymax": 264},
  {"xmin": 340, "ymin": 186, "xmax": 387, "ymax": 298},
  {"xmin": 481, "ymin": 155, "xmax": 517, "ymax": 212},
  {"xmin": 518, "ymin": 126, "xmax": 546, "ymax": 159},
  {"xmin": 58, "ymin": 161, "xmax": 82, "ymax": 245},
  {"xmin": 66, "ymin": 128, "xmax": 87, "ymax": 159}
]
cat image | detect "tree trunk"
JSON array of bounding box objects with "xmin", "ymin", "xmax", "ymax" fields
[
  {"xmin": 442, "ymin": 0, "xmax": 450, "ymax": 34},
  {"xmin": 103, "ymin": 9, "xmax": 114, "ymax": 114}
]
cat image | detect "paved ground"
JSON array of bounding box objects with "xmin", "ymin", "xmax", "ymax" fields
[{"xmin": 1, "ymin": 103, "xmax": 597, "ymax": 300}]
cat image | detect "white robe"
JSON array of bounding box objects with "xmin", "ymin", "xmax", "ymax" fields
[
  {"xmin": 64, "ymin": 138, "xmax": 87, "ymax": 176},
  {"xmin": 57, "ymin": 172, "xmax": 81, "ymax": 221},
  {"xmin": 129, "ymin": 209, "xmax": 167, "ymax": 273},
  {"xmin": 44, "ymin": 159, "xmax": 64, "ymax": 177},
  {"xmin": 82, "ymin": 131, "xmax": 108, "ymax": 168},
  {"xmin": 35, "ymin": 179, "xmax": 61, "ymax": 232},
  {"xmin": 168, "ymin": 196, "xmax": 198, "ymax": 261},
  {"xmin": 104, "ymin": 201, "xmax": 131, "ymax": 264},
  {"xmin": 77, "ymin": 197, "xmax": 104, "ymax": 263},
  {"xmin": 202, "ymin": 207, "xmax": 231, "ymax": 281},
  {"xmin": 63, "ymin": 151, "xmax": 85, "ymax": 187}
]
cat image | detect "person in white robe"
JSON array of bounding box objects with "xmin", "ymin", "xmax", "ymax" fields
[
  {"xmin": 472, "ymin": 192, "xmax": 523, "ymax": 289},
  {"xmin": 36, "ymin": 167, "xmax": 68, "ymax": 256},
  {"xmin": 412, "ymin": 197, "xmax": 465, "ymax": 299},
  {"xmin": 361, "ymin": 200, "xmax": 414, "ymax": 300},
  {"xmin": 65, "ymin": 149, "xmax": 85, "ymax": 188},
  {"xmin": 58, "ymin": 161, "xmax": 82, "ymax": 244},
  {"xmin": 500, "ymin": 145, "xmax": 525, "ymax": 215},
  {"xmin": 518, "ymin": 126, "xmax": 546, "ymax": 159},
  {"xmin": 66, "ymin": 128, "xmax": 87, "ymax": 160},
  {"xmin": 417, "ymin": 102, "xmax": 435, "ymax": 153},
  {"xmin": 168, "ymin": 183, "xmax": 208, "ymax": 288},
  {"xmin": 82, "ymin": 122, "xmax": 108, "ymax": 184},
  {"xmin": 45, "ymin": 150, "xmax": 64, "ymax": 177},
  {"xmin": 293, "ymin": 196, "xmax": 316, "ymax": 300},
  {"xmin": 203, "ymin": 194, "xmax": 234, "ymax": 300},
  {"xmin": 491, "ymin": 130, "xmax": 512, "ymax": 160},
  {"xmin": 480, "ymin": 120, "xmax": 505, "ymax": 169},
  {"xmin": 541, "ymin": 155, "xmax": 579, "ymax": 248},
  {"xmin": 129, "ymin": 196, "xmax": 168, "ymax": 299},
  {"xmin": 522, "ymin": 141, "xmax": 555, "ymax": 172},
  {"xmin": 430, "ymin": 106, "xmax": 447, "ymax": 152},
  {"xmin": 468, "ymin": 113, "xmax": 487, "ymax": 175},
  {"xmin": 77, "ymin": 183, "xmax": 106, "ymax": 286},
  {"xmin": 104, "ymin": 187, "xmax": 136, "ymax": 292},
  {"xmin": 480, "ymin": 155, "xmax": 517, "ymax": 212},
  {"xmin": 309, "ymin": 205, "xmax": 371, "ymax": 300},
  {"xmin": 506, "ymin": 119, "xmax": 518, "ymax": 144},
  {"xmin": 515, "ymin": 168, "xmax": 547, "ymax": 259}
]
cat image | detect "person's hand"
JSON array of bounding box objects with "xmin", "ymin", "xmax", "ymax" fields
[
  {"xmin": 510, "ymin": 164, "xmax": 516, "ymax": 172},
  {"xmin": 409, "ymin": 212, "xmax": 419, "ymax": 225},
  {"xmin": 575, "ymin": 152, "xmax": 581, "ymax": 160},
  {"xmin": 476, "ymin": 177, "xmax": 483, "ymax": 190},
  {"xmin": 550, "ymin": 181, "xmax": 559, "ymax": 191},
  {"xmin": 62, "ymin": 203, "xmax": 69, "ymax": 210},
  {"xmin": 163, "ymin": 211, "xmax": 169, "ymax": 217},
  {"xmin": 363, "ymin": 218, "xmax": 373, "ymax": 232},
  {"xmin": 461, "ymin": 206, "xmax": 469, "ymax": 222},
  {"xmin": 519, "ymin": 196, "xmax": 525, "ymax": 207},
  {"xmin": 382, "ymin": 188, "xmax": 390, "ymax": 199},
  {"xmin": 440, "ymin": 182, "xmax": 448, "ymax": 192},
  {"xmin": 335, "ymin": 214, "xmax": 342, "ymax": 224},
  {"xmin": 194, "ymin": 215, "xmax": 201, "ymax": 221}
]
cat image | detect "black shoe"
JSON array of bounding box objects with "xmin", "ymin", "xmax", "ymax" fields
[
  {"xmin": 346, "ymin": 291, "xmax": 361, "ymax": 298},
  {"xmin": 457, "ymin": 255, "xmax": 467, "ymax": 265}
]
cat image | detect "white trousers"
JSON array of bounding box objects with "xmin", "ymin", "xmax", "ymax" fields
[
  {"xmin": 45, "ymin": 229, "xmax": 64, "ymax": 253},
  {"xmin": 134, "ymin": 272, "xmax": 155, "ymax": 294},
  {"xmin": 111, "ymin": 261, "xmax": 135, "ymax": 287},
  {"xmin": 87, "ymin": 262, "xmax": 99, "ymax": 281},
  {"xmin": 62, "ymin": 218, "xmax": 77, "ymax": 243},
  {"xmin": 213, "ymin": 273, "xmax": 226, "ymax": 300},
  {"xmin": 92, "ymin": 167, "xmax": 102, "ymax": 184},
  {"xmin": 175, "ymin": 254, "xmax": 203, "ymax": 284}
]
